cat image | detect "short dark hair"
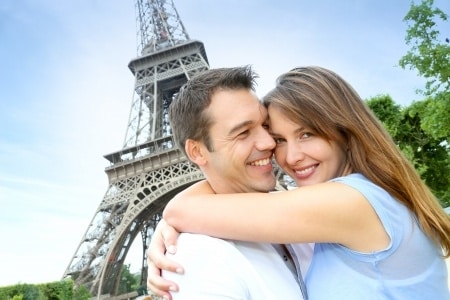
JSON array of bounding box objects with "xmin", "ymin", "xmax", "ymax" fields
[{"xmin": 169, "ymin": 66, "xmax": 258, "ymax": 157}]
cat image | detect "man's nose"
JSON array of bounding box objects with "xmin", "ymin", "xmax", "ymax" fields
[{"xmin": 257, "ymin": 129, "xmax": 276, "ymax": 150}]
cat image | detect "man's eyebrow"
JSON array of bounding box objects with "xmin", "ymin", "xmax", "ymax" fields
[{"xmin": 228, "ymin": 120, "xmax": 253, "ymax": 136}]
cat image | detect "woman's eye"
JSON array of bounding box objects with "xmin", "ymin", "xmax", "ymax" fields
[
  {"xmin": 301, "ymin": 132, "xmax": 312, "ymax": 139},
  {"xmin": 274, "ymin": 137, "xmax": 285, "ymax": 144}
]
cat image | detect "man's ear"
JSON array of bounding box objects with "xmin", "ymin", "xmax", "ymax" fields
[{"xmin": 185, "ymin": 139, "xmax": 207, "ymax": 166}]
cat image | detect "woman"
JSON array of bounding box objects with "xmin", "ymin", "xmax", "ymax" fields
[{"xmin": 148, "ymin": 66, "xmax": 450, "ymax": 299}]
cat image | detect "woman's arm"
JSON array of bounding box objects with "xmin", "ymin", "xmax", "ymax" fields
[{"xmin": 164, "ymin": 181, "xmax": 389, "ymax": 252}]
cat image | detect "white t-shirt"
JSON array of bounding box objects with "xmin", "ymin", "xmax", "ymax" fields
[
  {"xmin": 162, "ymin": 233, "xmax": 305, "ymax": 300},
  {"xmin": 289, "ymin": 242, "xmax": 314, "ymax": 280}
]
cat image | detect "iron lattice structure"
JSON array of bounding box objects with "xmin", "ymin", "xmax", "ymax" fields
[{"xmin": 62, "ymin": 0, "xmax": 210, "ymax": 296}]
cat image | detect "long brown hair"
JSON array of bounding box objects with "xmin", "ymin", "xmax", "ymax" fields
[{"xmin": 264, "ymin": 66, "xmax": 450, "ymax": 257}]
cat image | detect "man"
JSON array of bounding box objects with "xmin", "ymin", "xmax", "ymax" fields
[{"xmin": 147, "ymin": 66, "xmax": 310, "ymax": 299}]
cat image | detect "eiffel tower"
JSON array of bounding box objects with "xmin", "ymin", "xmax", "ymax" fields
[{"xmin": 62, "ymin": 0, "xmax": 209, "ymax": 296}]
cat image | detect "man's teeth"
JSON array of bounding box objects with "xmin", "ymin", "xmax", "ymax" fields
[{"xmin": 250, "ymin": 158, "xmax": 271, "ymax": 166}]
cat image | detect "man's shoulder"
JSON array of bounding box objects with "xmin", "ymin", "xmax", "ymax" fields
[
  {"xmin": 165, "ymin": 233, "xmax": 245, "ymax": 276},
  {"xmin": 163, "ymin": 236, "xmax": 265, "ymax": 298},
  {"xmin": 172, "ymin": 234, "xmax": 280, "ymax": 266},
  {"xmin": 173, "ymin": 233, "xmax": 238, "ymax": 253},
  {"xmin": 177, "ymin": 232, "xmax": 231, "ymax": 243}
]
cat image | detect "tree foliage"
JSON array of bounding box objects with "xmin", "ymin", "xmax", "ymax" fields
[
  {"xmin": 399, "ymin": 0, "xmax": 450, "ymax": 140},
  {"xmin": 0, "ymin": 280, "xmax": 91, "ymax": 300},
  {"xmin": 118, "ymin": 264, "xmax": 139, "ymax": 295},
  {"xmin": 400, "ymin": 0, "xmax": 449, "ymax": 95},
  {"xmin": 387, "ymin": 0, "xmax": 450, "ymax": 206},
  {"xmin": 73, "ymin": 284, "xmax": 91, "ymax": 300},
  {"xmin": 0, "ymin": 284, "xmax": 45, "ymax": 300},
  {"xmin": 367, "ymin": 95, "xmax": 450, "ymax": 207}
]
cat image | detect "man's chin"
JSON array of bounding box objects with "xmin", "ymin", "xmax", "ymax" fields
[{"xmin": 254, "ymin": 178, "xmax": 276, "ymax": 192}]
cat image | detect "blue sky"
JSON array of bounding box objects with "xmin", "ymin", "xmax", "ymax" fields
[{"xmin": 0, "ymin": 0, "xmax": 448, "ymax": 286}]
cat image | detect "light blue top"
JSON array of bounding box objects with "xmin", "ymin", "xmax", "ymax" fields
[{"xmin": 304, "ymin": 173, "xmax": 449, "ymax": 300}]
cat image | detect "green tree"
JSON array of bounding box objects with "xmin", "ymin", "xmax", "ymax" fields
[
  {"xmin": 367, "ymin": 95, "xmax": 450, "ymax": 207},
  {"xmin": 402, "ymin": 100, "xmax": 450, "ymax": 206},
  {"xmin": 395, "ymin": 0, "xmax": 449, "ymax": 206},
  {"xmin": 118, "ymin": 264, "xmax": 138, "ymax": 294},
  {"xmin": 6, "ymin": 284, "xmax": 45, "ymax": 300},
  {"xmin": 39, "ymin": 280, "xmax": 73, "ymax": 299},
  {"xmin": 73, "ymin": 284, "xmax": 91, "ymax": 300},
  {"xmin": 365, "ymin": 95, "xmax": 403, "ymax": 136},
  {"xmin": 399, "ymin": 0, "xmax": 450, "ymax": 140}
]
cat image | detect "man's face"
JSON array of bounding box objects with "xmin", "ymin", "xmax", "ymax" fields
[{"xmin": 201, "ymin": 88, "xmax": 276, "ymax": 193}]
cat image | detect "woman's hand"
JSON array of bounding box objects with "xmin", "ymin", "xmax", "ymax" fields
[
  {"xmin": 147, "ymin": 219, "xmax": 183, "ymax": 299},
  {"xmin": 147, "ymin": 180, "xmax": 214, "ymax": 298}
]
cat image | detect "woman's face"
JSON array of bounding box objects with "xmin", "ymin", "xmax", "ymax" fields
[{"xmin": 268, "ymin": 105, "xmax": 349, "ymax": 187}]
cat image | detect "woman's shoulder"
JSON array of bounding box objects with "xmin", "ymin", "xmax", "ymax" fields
[
  {"xmin": 331, "ymin": 173, "xmax": 396, "ymax": 207},
  {"xmin": 330, "ymin": 173, "xmax": 379, "ymax": 188},
  {"xmin": 332, "ymin": 173, "xmax": 410, "ymax": 224},
  {"xmin": 331, "ymin": 172, "xmax": 367, "ymax": 183}
]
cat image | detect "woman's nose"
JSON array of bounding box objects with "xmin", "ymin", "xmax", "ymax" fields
[{"xmin": 285, "ymin": 142, "xmax": 304, "ymax": 166}]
